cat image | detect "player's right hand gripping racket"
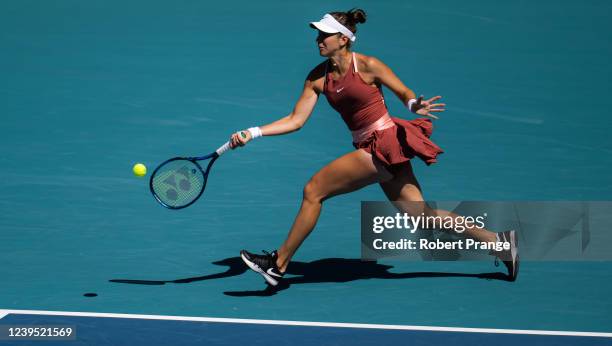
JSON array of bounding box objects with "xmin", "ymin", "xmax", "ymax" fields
[{"xmin": 149, "ymin": 141, "xmax": 233, "ymax": 209}]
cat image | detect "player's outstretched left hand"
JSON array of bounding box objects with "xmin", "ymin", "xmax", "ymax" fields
[{"xmin": 414, "ymin": 95, "xmax": 446, "ymax": 119}]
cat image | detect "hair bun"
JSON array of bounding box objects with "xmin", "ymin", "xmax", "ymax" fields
[{"xmin": 349, "ymin": 8, "xmax": 367, "ymax": 24}]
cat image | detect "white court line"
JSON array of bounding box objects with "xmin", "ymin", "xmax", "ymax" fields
[{"xmin": 0, "ymin": 308, "xmax": 611, "ymax": 338}]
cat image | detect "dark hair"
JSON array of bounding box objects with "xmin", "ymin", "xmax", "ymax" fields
[{"xmin": 329, "ymin": 8, "xmax": 367, "ymax": 34}]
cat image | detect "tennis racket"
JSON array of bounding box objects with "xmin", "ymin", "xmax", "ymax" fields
[{"xmin": 149, "ymin": 135, "xmax": 241, "ymax": 209}]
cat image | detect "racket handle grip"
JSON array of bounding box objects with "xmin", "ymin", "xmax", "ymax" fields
[{"xmin": 216, "ymin": 141, "xmax": 232, "ymax": 156}]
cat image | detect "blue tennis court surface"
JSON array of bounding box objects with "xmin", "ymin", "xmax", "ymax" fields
[
  {"xmin": 1, "ymin": 310, "xmax": 611, "ymax": 345},
  {"xmin": 1, "ymin": 0, "xmax": 611, "ymax": 344}
]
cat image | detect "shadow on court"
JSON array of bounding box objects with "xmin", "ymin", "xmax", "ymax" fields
[{"xmin": 110, "ymin": 257, "xmax": 510, "ymax": 296}]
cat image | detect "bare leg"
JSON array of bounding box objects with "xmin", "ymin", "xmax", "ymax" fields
[
  {"xmin": 379, "ymin": 161, "xmax": 497, "ymax": 243},
  {"xmin": 276, "ymin": 150, "xmax": 392, "ymax": 272}
]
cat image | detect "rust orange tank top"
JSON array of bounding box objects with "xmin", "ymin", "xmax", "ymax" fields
[{"xmin": 323, "ymin": 52, "xmax": 388, "ymax": 131}]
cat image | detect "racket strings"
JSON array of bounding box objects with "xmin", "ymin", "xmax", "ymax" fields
[{"xmin": 151, "ymin": 159, "xmax": 206, "ymax": 208}]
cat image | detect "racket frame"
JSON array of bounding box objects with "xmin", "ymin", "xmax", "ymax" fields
[{"xmin": 149, "ymin": 152, "xmax": 219, "ymax": 210}]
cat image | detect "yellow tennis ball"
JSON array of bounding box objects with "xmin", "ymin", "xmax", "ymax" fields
[{"xmin": 133, "ymin": 163, "xmax": 147, "ymax": 177}]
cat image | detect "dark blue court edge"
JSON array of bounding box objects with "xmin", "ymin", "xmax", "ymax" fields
[{"xmin": 1, "ymin": 314, "xmax": 610, "ymax": 346}]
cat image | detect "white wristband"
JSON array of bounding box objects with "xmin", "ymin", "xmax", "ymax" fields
[
  {"xmin": 247, "ymin": 127, "xmax": 262, "ymax": 139},
  {"xmin": 407, "ymin": 98, "xmax": 418, "ymax": 113}
]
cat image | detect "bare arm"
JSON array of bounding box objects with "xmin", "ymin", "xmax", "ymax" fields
[
  {"xmin": 365, "ymin": 56, "xmax": 445, "ymax": 119},
  {"xmin": 259, "ymin": 79, "xmax": 319, "ymax": 136},
  {"xmin": 367, "ymin": 56, "xmax": 415, "ymax": 105},
  {"xmin": 230, "ymin": 66, "xmax": 324, "ymax": 148}
]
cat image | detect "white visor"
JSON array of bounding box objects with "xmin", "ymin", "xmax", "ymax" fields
[{"xmin": 309, "ymin": 14, "xmax": 356, "ymax": 42}]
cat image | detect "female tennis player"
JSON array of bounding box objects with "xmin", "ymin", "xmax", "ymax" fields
[{"xmin": 229, "ymin": 9, "xmax": 518, "ymax": 286}]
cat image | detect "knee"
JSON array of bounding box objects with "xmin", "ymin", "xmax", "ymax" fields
[{"xmin": 303, "ymin": 177, "xmax": 324, "ymax": 204}]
